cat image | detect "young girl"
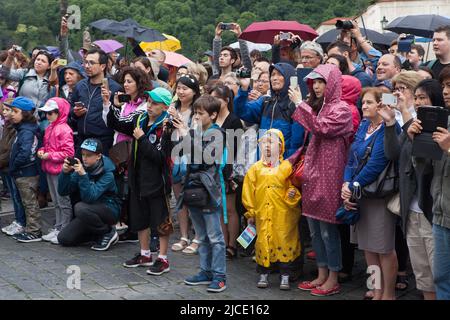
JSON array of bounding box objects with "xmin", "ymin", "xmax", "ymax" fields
[
  {"xmin": 37, "ymin": 97, "xmax": 74, "ymax": 244},
  {"xmin": 6, "ymin": 97, "xmax": 41, "ymax": 242},
  {"xmin": 242, "ymin": 129, "xmax": 302, "ymax": 290}
]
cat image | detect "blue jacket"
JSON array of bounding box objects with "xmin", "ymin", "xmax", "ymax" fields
[
  {"xmin": 234, "ymin": 63, "xmax": 305, "ymax": 158},
  {"xmin": 70, "ymin": 78, "xmax": 122, "ymax": 138},
  {"xmin": 9, "ymin": 122, "xmax": 40, "ymax": 178},
  {"xmin": 344, "ymin": 119, "xmax": 400, "ymax": 189},
  {"xmin": 351, "ymin": 68, "xmax": 373, "ymax": 88},
  {"xmin": 58, "ymin": 156, "xmax": 120, "ymax": 218}
]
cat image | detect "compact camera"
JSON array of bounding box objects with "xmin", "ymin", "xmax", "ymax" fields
[
  {"xmin": 335, "ymin": 20, "xmax": 354, "ymax": 30},
  {"xmin": 236, "ymin": 68, "xmax": 251, "ymax": 78}
]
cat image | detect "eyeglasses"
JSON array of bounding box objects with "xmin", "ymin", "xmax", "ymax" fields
[
  {"xmin": 83, "ymin": 60, "xmax": 100, "ymax": 67},
  {"xmin": 393, "ymin": 86, "xmax": 409, "ymax": 93},
  {"xmin": 301, "ymin": 56, "xmax": 317, "ymax": 61}
]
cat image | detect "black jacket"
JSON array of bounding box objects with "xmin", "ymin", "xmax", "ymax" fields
[
  {"xmin": 107, "ymin": 106, "xmax": 173, "ymax": 198},
  {"xmin": 384, "ymin": 120, "xmax": 434, "ymax": 234}
]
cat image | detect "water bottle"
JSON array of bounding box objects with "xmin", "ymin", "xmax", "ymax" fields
[{"xmin": 350, "ymin": 182, "xmax": 361, "ymax": 208}]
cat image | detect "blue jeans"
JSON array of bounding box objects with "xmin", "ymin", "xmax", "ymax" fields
[
  {"xmin": 433, "ymin": 224, "xmax": 450, "ymax": 300},
  {"xmin": 3, "ymin": 173, "xmax": 26, "ymax": 226},
  {"xmin": 188, "ymin": 206, "xmax": 226, "ymax": 280},
  {"xmin": 308, "ymin": 218, "xmax": 342, "ymax": 272}
]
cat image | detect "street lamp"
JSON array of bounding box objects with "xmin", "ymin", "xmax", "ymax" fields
[{"xmin": 380, "ymin": 16, "xmax": 389, "ymax": 33}]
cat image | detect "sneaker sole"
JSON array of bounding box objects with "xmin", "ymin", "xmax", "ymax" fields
[
  {"xmin": 184, "ymin": 280, "xmax": 212, "ymax": 286},
  {"xmin": 280, "ymin": 286, "xmax": 291, "ymax": 291},
  {"xmin": 207, "ymin": 286, "xmax": 227, "ymax": 293},
  {"xmin": 257, "ymin": 283, "xmax": 269, "ymax": 289},
  {"xmin": 146, "ymin": 267, "xmax": 170, "ymax": 276},
  {"xmin": 123, "ymin": 262, "xmax": 154, "ymax": 268},
  {"xmin": 16, "ymin": 238, "xmax": 42, "ymax": 243}
]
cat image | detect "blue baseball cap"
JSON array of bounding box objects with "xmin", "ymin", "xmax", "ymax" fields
[
  {"xmin": 4, "ymin": 96, "xmax": 35, "ymax": 111},
  {"xmin": 80, "ymin": 138, "xmax": 103, "ymax": 154}
]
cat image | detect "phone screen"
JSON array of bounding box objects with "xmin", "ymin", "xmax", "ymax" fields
[
  {"xmin": 102, "ymin": 78, "xmax": 109, "ymax": 91},
  {"xmin": 382, "ymin": 93, "xmax": 397, "ymax": 106},
  {"xmin": 290, "ymin": 76, "xmax": 298, "ymax": 88}
]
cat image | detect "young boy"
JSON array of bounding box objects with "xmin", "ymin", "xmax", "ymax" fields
[
  {"xmin": 57, "ymin": 138, "xmax": 121, "ymax": 251},
  {"xmin": 107, "ymin": 87, "xmax": 174, "ymax": 275},
  {"xmin": 174, "ymin": 95, "xmax": 229, "ymax": 293},
  {"xmin": 242, "ymin": 129, "xmax": 301, "ymax": 290}
]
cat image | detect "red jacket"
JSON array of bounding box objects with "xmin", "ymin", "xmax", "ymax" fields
[
  {"xmin": 39, "ymin": 97, "xmax": 74, "ymax": 175},
  {"xmin": 341, "ymin": 75, "xmax": 362, "ymax": 140}
]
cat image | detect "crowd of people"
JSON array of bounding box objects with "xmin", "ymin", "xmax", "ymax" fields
[{"xmin": 0, "ymin": 15, "xmax": 450, "ymax": 300}]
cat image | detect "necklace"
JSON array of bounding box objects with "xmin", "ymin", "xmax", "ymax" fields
[{"xmin": 367, "ymin": 121, "xmax": 382, "ymax": 134}]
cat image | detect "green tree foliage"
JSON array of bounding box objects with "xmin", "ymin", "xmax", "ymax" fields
[{"xmin": 0, "ymin": 0, "xmax": 372, "ymax": 60}]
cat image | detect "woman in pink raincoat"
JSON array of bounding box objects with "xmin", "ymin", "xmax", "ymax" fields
[{"xmin": 288, "ymin": 64, "xmax": 353, "ymax": 297}]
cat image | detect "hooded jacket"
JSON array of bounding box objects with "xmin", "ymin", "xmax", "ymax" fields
[
  {"xmin": 39, "ymin": 98, "xmax": 75, "ymax": 175},
  {"xmin": 242, "ymin": 129, "xmax": 301, "ymax": 267},
  {"xmin": 58, "ymin": 156, "xmax": 120, "ymax": 218},
  {"xmin": 70, "ymin": 77, "xmax": 122, "ymax": 139},
  {"xmin": 9, "ymin": 121, "xmax": 40, "ymax": 178},
  {"xmin": 341, "ymin": 75, "xmax": 362, "ymax": 138},
  {"xmin": 234, "ymin": 62, "xmax": 305, "ymax": 158},
  {"xmin": 58, "ymin": 62, "xmax": 86, "ymax": 99},
  {"xmin": 0, "ymin": 121, "xmax": 16, "ymax": 171},
  {"xmin": 5, "ymin": 68, "xmax": 50, "ymax": 108},
  {"xmin": 292, "ymin": 64, "xmax": 353, "ymax": 224}
]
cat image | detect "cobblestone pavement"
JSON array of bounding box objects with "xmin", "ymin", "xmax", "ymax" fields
[{"xmin": 0, "ymin": 201, "xmax": 422, "ymax": 300}]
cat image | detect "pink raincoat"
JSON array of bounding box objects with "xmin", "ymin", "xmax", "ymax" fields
[
  {"xmin": 39, "ymin": 97, "xmax": 74, "ymax": 175},
  {"xmin": 292, "ymin": 64, "xmax": 353, "ymax": 224}
]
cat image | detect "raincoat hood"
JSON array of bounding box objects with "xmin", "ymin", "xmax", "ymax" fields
[
  {"xmin": 341, "ymin": 75, "xmax": 362, "ymax": 106},
  {"xmin": 269, "ymin": 63, "xmax": 297, "ymax": 98},
  {"xmin": 58, "ymin": 61, "xmax": 86, "ymax": 87},
  {"xmin": 307, "ymin": 64, "xmax": 342, "ymax": 105},
  {"xmin": 259, "ymin": 128, "xmax": 286, "ymax": 162},
  {"xmin": 45, "ymin": 97, "xmax": 70, "ymax": 127}
]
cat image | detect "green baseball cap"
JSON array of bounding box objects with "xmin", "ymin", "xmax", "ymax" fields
[{"xmin": 144, "ymin": 87, "xmax": 173, "ymax": 107}]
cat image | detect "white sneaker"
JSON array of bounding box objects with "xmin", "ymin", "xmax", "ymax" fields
[
  {"xmin": 50, "ymin": 232, "xmax": 60, "ymax": 245},
  {"xmin": 42, "ymin": 229, "xmax": 58, "ymax": 242},
  {"xmin": 2, "ymin": 221, "xmax": 18, "ymax": 234},
  {"xmin": 6, "ymin": 222, "xmax": 25, "ymax": 236}
]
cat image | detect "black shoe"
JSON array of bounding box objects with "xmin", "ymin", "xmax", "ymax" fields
[
  {"xmin": 91, "ymin": 228, "xmax": 118, "ymax": 251},
  {"xmin": 150, "ymin": 235, "xmax": 160, "ymax": 253},
  {"xmin": 118, "ymin": 231, "xmax": 139, "ymax": 243},
  {"xmin": 14, "ymin": 231, "xmax": 42, "ymax": 243}
]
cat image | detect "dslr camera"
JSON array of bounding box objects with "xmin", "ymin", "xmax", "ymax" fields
[
  {"xmin": 236, "ymin": 68, "xmax": 251, "ymax": 78},
  {"xmin": 335, "ymin": 20, "xmax": 354, "ymax": 30}
]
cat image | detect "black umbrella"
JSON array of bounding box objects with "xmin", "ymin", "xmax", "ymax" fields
[
  {"xmin": 90, "ymin": 18, "xmax": 166, "ymax": 42},
  {"xmin": 316, "ymin": 28, "xmax": 393, "ymax": 49},
  {"xmin": 385, "ymin": 14, "xmax": 450, "ymax": 38}
]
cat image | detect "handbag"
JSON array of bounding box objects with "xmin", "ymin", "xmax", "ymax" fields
[
  {"xmin": 353, "ymin": 130, "xmax": 399, "ymax": 199},
  {"xmin": 387, "ymin": 193, "xmax": 401, "ymax": 216},
  {"xmin": 182, "ymin": 165, "xmax": 210, "ymax": 208},
  {"xmin": 289, "ymin": 132, "xmax": 310, "ymax": 189},
  {"xmin": 109, "ymin": 140, "xmax": 131, "ymax": 168}
]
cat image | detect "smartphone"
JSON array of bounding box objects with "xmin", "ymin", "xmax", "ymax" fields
[
  {"xmin": 290, "ymin": 76, "xmax": 298, "ymax": 88},
  {"xmin": 398, "ymin": 35, "xmax": 415, "ymax": 53},
  {"xmin": 67, "ymin": 157, "xmax": 77, "ymax": 166},
  {"xmin": 57, "ymin": 59, "xmax": 67, "ymax": 66},
  {"xmin": 74, "ymin": 101, "xmax": 85, "ymax": 109},
  {"xmin": 102, "ymin": 78, "xmax": 109, "ymax": 91},
  {"xmin": 280, "ymin": 32, "xmax": 291, "ymax": 41},
  {"xmin": 118, "ymin": 94, "xmax": 131, "ymax": 103},
  {"xmin": 382, "ymin": 93, "xmax": 398, "ymax": 106},
  {"xmin": 220, "ymin": 23, "xmax": 233, "ymax": 30}
]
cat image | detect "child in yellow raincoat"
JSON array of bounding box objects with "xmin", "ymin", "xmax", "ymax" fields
[{"xmin": 242, "ymin": 129, "xmax": 301, "ymax": 290}]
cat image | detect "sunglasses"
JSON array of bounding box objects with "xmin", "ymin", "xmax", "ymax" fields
[{"xmin": 45, "ymin": 110, "xmax": 58, "ymax": 116}]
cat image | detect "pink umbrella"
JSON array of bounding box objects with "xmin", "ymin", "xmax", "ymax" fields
[
  {"xmin": 162, "ymin": 50, "xmax": 192, "ymax": 67},
  {"xmin": 93, "ymin": 39, "xmax": 124, "ymax": 53},
  {"xmin": 240, "ymin": 20, "xmax": 318, "ymax": 44}
]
